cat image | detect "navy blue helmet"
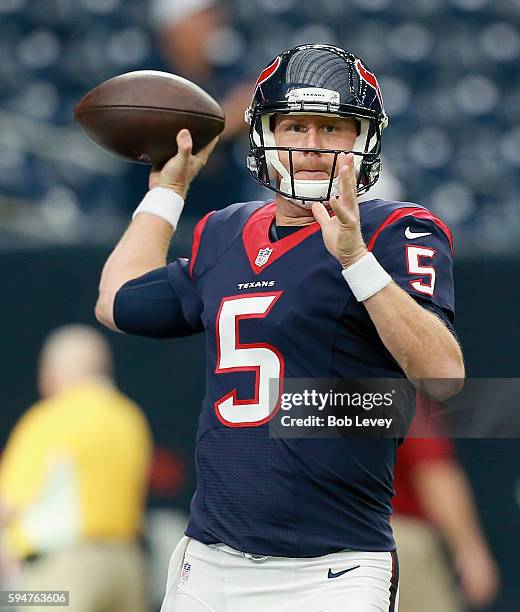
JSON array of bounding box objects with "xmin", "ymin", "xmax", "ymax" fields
[{"xmin": 246, "ymin": 44, "xmax": 389, "ymax": 206}]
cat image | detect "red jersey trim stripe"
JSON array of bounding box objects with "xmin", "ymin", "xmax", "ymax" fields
[
  {"xmin": 367, "ymin": 207, "xmax": 454, "ymax": 255},
  {"xmin": 189, "ymin": 210, "xmax": 215, "ymax": 279},
  {"xmin": 389, "ymin": 549, "xmax": 399, "ymax": 612}
]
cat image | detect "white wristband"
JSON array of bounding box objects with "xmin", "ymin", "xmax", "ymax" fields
[
  {"xmin": 342, "ymin": 252, "xmax": 392, "ymax": 301},
  {"xmin": 132, "ymin": 187, "xmax": 184, "ymax": 230}
]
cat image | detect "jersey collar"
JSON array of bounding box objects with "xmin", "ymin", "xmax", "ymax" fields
[{"xmin": 242, "ymin": 201, "xmax": 321, "ymax": 275}]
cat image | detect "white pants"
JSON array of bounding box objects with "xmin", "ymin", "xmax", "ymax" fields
[{"xmin": 161, "ymin": 538, "xmax": 399, "ymax": 612}]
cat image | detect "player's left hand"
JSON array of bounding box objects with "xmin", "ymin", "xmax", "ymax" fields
[{"xmin": 311, "ymin": 153, "xmax": 367, "ymax": 269}]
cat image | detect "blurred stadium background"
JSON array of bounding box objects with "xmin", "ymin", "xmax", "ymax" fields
[{"xmin": 1, "ymin": 0, "xmax": 519, "ymax": 610}]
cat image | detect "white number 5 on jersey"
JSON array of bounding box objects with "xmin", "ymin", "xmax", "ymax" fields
[
  {"xmin": 215, "ymin": 292, "xmax": 284, "ymax": 427},
  {"xmin": 406, "ymin": 245, "xmax": 436, "ymax": 296}
]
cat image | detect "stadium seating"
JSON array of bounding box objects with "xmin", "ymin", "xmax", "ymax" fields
[{"xmin": 0, "ymin": 0, "xmax": 519, "ymax": 250}]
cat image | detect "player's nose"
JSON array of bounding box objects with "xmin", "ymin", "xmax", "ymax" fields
[{"xmin": 302, "ymin": 125, "xmax": 323, "ymax": 153}]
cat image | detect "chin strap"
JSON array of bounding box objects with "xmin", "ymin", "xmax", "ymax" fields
[{"xmin": 279, "ymin": 175, "xmax": 340, "ymax": 208}]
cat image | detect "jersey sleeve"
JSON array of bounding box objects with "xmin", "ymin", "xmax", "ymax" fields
[
  {"xmin": 113, "ymin": 257, "xmax": 203, "ymax": 338},
  {"xmin": 370, "ymin": 214, "xmax": 455, "ymax": 322}
]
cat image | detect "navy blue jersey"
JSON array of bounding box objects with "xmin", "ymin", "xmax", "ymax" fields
[{"xmin": 114, "ymin": 198, "xmax": 455, "ymax": 557}]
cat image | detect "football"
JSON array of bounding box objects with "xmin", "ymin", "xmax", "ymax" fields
[{"xmin": 74, "ymin": 70, "xmax": 225, "ymax": 166}]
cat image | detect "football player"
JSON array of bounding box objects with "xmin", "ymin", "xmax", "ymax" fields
[{"xmin": 96, "ymin": 45, "xmax": 465, "ymax": 612}]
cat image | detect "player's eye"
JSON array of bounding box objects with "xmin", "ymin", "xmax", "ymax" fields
[
  {"xmin": 288, "ymin": 123, "xmax": 305, "ymax": 133},
  {"xmin": 323, "ymin": 125, "xmax": 337, "ymax": 133}
]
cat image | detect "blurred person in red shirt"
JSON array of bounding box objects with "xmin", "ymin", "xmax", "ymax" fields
[{"xmin": 392, "ymin": 402, "xmax": 499, "ymax": 611}]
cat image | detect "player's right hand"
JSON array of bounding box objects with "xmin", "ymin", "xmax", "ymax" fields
[{"xmin": 149, "ymin": 129, "xmax": 219, "ymax": 197}]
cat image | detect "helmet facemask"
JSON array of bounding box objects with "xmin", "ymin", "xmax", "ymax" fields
[{"xmin": 247, "ymin": 107, "xmax": 384, "ymax": 209}]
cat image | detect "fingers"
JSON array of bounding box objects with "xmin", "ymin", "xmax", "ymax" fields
[
  {"xmin": 176, "ymin": 129, "xmax": 218, "ymax": 165},
  {"xmin": 176, "ymin": 129, "xmax": 193, "ymax": 158},
  {"xmin": 197, "ymin": 135, "xmax": 220, "ymax": 163},
  {"xmin": 329, "ymin": 152, "xmax": 358, "ymax": 225},
  {"xmin": 311, "ymin": 201, "xmax": 331, "ymax": 227},
  {"xmin": 338, "ymin": 152, "xmax": 356, "ymax": 191},
  {"xmin": 328, "ymin": 196, "xmax": 348, "ymax": 225}
]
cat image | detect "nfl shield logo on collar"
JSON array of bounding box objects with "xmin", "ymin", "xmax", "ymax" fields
[{"xmin": 255, "ymin": 247, "xmax": 273, "ymax": 267}]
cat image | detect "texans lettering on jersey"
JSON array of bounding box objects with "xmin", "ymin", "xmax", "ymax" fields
[{"xmin": 114, "ymin": 199, "xmax": 455, "ymax": 557}]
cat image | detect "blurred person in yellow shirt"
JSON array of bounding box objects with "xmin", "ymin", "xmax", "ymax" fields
[{"xmin": 0, "ymin": 325, "xmax": 153, "ymax": 612}]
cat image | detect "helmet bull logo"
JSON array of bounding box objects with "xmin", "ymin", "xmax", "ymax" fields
[
  {"xmin": 354, "ymin": 59, "xmax": 384, "ymax": 108},
  {"xmin": 253, "ymin": 56, "xmax": 281, "ymax": 99}
]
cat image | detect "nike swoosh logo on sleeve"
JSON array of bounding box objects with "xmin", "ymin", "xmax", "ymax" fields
[{"xmin": 405, "ymin": 227, "xmax": 432, "ymax": 239}]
